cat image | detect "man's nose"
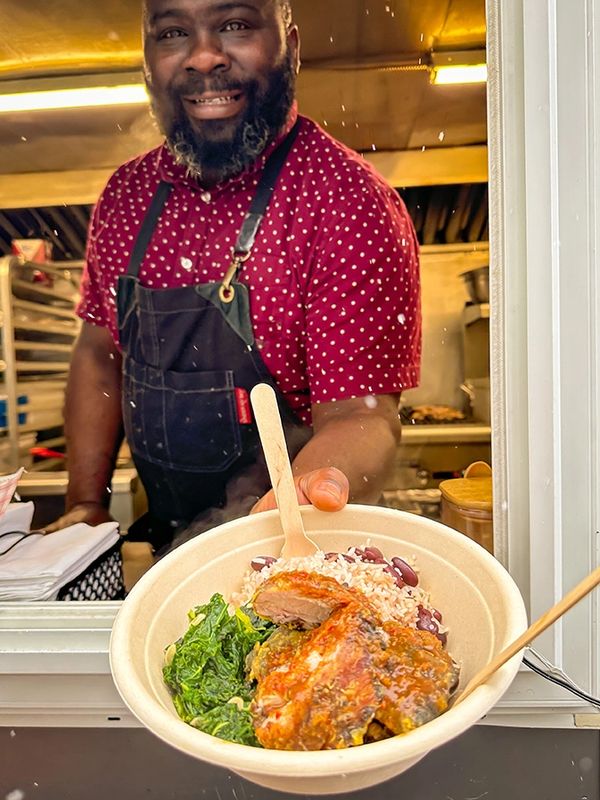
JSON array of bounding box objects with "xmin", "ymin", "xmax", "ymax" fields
[{"xmin": 183, "ymin": 33, "xmax": 230, "ymax": 73}]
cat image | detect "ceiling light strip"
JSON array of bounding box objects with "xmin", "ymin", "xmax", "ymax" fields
[
  {"xmin": 0, "ymin": 84, "xmax": 148, "ymax": 113},
  {"xmin": 432, "ymin": 64, "xmax": 488, "ymax": 85}
]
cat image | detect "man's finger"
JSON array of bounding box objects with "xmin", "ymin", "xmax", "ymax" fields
[{"xmin": 297, "ymin": 467, "xmax": 349, "ymax": 512}]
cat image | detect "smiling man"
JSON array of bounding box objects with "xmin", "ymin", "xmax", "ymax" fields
[
  {"xmin": 144, "ymin": 0, "xmax": 298, "ymax": 185},
  {"xmin": 52, "ymin": 0, "xmax": 422, "ymax": 553}
]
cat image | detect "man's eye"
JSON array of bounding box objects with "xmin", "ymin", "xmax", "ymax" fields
[
  {"xmin": 222, "ymin": 21, "xmax": 249, "ymax": 32},
  {"xmin": 158, "ymin": 29, "xmax": 187, "ymax": 40}
]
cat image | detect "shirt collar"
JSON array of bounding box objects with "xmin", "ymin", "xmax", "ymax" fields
[{"xmin": 156, "ymin": 102, "xmax": 299, "ymax": 192}]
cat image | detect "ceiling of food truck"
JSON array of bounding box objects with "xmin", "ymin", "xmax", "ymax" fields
[{"xmin": 0, "ymin": 0, "xmax": 487, "ymax": 176}]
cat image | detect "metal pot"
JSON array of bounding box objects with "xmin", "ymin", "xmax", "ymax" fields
[{"xmin": 460, "ymin": 265, "xmax": 489, "ymax": 304}]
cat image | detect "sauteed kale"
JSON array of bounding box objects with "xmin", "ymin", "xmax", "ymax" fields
[{"xmin": 163, "ymin": 593, "xmax": 274, "ymax": 746}]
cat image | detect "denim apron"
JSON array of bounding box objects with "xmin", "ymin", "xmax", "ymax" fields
[{"xmin": 116, "ymin": 122, "xmax": 309, "ymax": 549}]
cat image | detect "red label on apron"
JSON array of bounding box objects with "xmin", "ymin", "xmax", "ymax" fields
[{"xmin": 235, "ymin": 388, "xmax": 252, "ymax": 424}]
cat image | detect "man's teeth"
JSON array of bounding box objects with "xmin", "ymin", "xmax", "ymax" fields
[{"xmin": 192, "ymin": 95, "xmax": 238, "ymax": 105}]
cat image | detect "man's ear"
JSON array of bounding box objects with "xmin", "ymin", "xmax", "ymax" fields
[{"xmin": 287, "ymin": 25, "xmax": 301, "ymax": 74}]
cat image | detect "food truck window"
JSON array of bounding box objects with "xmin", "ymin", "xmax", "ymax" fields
[
  {"xmin": 0, "ymin": 0, "xmax": 493, "ymax": 601},
  {"xmin": 3, "ymin": 0, "xmax": 600, "ymax": 723}
]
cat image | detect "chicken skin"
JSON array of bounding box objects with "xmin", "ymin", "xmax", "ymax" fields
[{"xmin": 249, "ymin": 570, "xmax": 459, "ymax": 750}]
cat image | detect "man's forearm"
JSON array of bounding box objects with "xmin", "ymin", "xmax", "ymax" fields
[
  {"xmin": 292, "ymin": 406, "xmax": 400, "ymax": 503},
  {"xmin": 64, "ymin": 328, "xmax": 124, "ymax": 511}
]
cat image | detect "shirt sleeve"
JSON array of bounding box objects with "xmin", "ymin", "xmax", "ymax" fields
[
  {"xmin": 75, "ymin": 171, "xmax": 121, "ymax": 331},
  {"xmin": 302, "ymin": 165, "xmax": 421, "ymax": 404}
]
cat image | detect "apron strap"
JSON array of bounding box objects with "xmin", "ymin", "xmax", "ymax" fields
[
  {"xmin": 234, "ymin": 117, "xmax": 301, "ymax": 255},
  {"xmin": 126, "ymin": 180, "xmax": 173, "ymax": 277}
]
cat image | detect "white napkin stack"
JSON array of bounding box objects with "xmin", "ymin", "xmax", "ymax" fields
[{"xmin": 0, "ymin": 504, "xmax": 120, "ymax": 601}]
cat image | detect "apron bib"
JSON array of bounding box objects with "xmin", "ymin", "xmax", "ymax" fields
[{"xmin": 116, "ymin": 122, "xmax": 309, "ymax": 534}]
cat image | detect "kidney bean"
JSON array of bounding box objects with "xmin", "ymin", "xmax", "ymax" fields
[
  {"xmin": 432, "ymin": 609, "xmax": 443, "ymax": 622},
  {"xmin": 391, "ymin": 557, "xmax": 419, "ymax": 587},
  {"xmin": 384, "ymin": 564, "xmax": 406, "ymax": 589},
  {"xmin": 362, "ymin": 545, "xmax": 385, "ymax": 562},
  {"xmin": 417, "ymin": 605, "xmax": 447, "ymax": 645},
  {"xmin": 416, "ymin": 606, "xmax": 439, "ymax": 634},
  {"xmin": 324, "ymin": 552, "xmax": 339, "ymax": 561},
  {"xmin": 250, "ymin": 556, "xmax": 277, "ymax": 572}
]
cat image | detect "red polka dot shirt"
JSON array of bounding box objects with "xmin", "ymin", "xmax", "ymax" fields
[{"xmin": 77, "ymin": 108, "xmax": 421, "ymax": 424}]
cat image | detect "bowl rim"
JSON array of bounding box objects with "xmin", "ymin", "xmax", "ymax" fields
[{"xmin": 110, "ymin": 505, "xmax": 528, "ymax": 776}]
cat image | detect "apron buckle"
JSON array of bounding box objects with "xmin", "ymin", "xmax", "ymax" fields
[{"xmin": 219, "ymin": 251, "xmax": 251, "ymax": 304}]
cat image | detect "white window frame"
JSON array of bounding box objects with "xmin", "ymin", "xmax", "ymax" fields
[{"xmin": 489, "ymin": 0, "xmax": 600, "ymax": 723}]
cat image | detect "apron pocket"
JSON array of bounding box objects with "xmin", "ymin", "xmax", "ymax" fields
[{"xmin": 123, "ymin": 358, "xmax": 242, "ymax": 473}]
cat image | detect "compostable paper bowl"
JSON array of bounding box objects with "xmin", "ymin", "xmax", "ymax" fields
[{"xmin": 110, "ymin": 505, "xmax": 527, "ymax": 795}]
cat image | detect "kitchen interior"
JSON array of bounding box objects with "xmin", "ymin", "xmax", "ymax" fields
[
  {"xmin": 6, "ymin": 2, "xmax": 588, "ymax": 799},
  {"xmin": 0, "ymin": 0, "xmax": 492, "ymax": 564}
]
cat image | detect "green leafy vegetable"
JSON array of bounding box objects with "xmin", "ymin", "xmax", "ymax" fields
[{"xmin": 163, "ymin": 593, "xmax": 274, "ymax": 746}]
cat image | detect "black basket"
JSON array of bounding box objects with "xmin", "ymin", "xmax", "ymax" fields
[{"xmin": 57, "ymin": 539, "xmax": 125, "ymax": 601}]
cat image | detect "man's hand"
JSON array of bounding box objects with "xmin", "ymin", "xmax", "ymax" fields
[
  {"xmin": 41, "ymin": 502, "xmax": 115, "ymax": 533},
  {"xmin": 251, "ymin": 467, "xmax": 349, "ymax": 514}
]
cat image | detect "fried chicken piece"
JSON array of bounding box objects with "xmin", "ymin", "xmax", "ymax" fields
[
  {"xmin": 375, "ymin": 621, "xmax": 460, "ymax": 734},
  {"xmin": 252, "ymin": 570, "xmax": 360, "ymax": 629},
  {"xmin": 249, "ymin": 571, "xmax": 459, "ymax": 750},
  {"xmin": 251, "ymin": 601, "xmax": 386, "ymax": 750}
]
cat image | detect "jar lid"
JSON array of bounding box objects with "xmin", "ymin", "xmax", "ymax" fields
[{"xmin": 439, "ymin": 462, "xmax": 492, "ymax": 511}]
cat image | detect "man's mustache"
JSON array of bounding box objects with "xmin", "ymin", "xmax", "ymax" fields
[{"xmin": 169, "ymin": 77, "xmax": 252, "ymax": 97}]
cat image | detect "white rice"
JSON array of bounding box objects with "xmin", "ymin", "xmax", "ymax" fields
[{"xmin": 231, "ymin": 545, "xmax": 438, "ymax": 630}]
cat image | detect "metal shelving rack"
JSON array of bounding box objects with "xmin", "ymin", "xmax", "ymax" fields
[{"xmin": 0, "ymin": 255, "xmax": 82, "ymax": 472}]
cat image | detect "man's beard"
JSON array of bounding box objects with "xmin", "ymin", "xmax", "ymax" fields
[{"xmin": 157, "ymin": 54, "xmax": 295, "ymax": 183}]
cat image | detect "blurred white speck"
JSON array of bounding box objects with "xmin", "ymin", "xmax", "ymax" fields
[
  {"xmin": 385, "ymin": 4, "xmax": 390, "ymax": 10},
  {"xmin": 371, "ymin": 144, "xmax": 377, "ymax": 151},
  {"xmin": 363, "ymin": 476, "xmax": 369, "ymax": 482},
  {"xmin": 341, "ymin": 104, "xmax": 346, "ymax": 112},
  {"xmin": 6, "ymin": 790, "xmax": 25, "ymax": 800},
  {"xmin": 421, "ymin": 145, "xmax": 426, "ymax": 152},
  {"xmin": 364, "ymin": 395, "xmax": 378, "ymax": 409},
  {"xmin": 129, "ymin": 401, "xmax": 137, "ymax": 408},
  {"xmin": 420, "ymin": 32, "xmax": 425, "ymax": 42},
  {"xmin": 20, "ymin": 136, "xmax": 27, "ymax": 142},
  {"xmin": 438, "ymin": 131, "xmax": 446, "ymax": 142},
  {"xmin": 116, "ymin": 123, "xmax": 123, "ymax": 132},
  {"xmin": 397, "ymin": 313, "xmax": 406, "ymax": 325},
  {"xmin": 329, "ymin": 35, "xmax": 334, "ymax": 43},
  {"xmin": 323, "ymin": 119, "xmax": 328, "ymax": 127},
  {"xmin": 107, "ymin": 30, "xmax": 120, "ymax": 41},
  {"xmin": 9, "ymin": 730, "xmax": 16, "ymax": 738},
  {"xmin": 103, "ymin": 392, "xmax": 111, "ymax": 398}
]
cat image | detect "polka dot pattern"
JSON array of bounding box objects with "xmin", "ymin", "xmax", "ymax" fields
[{"xmin": 78, "ymin": 111, "xmax": 421, "ymax": 424}]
